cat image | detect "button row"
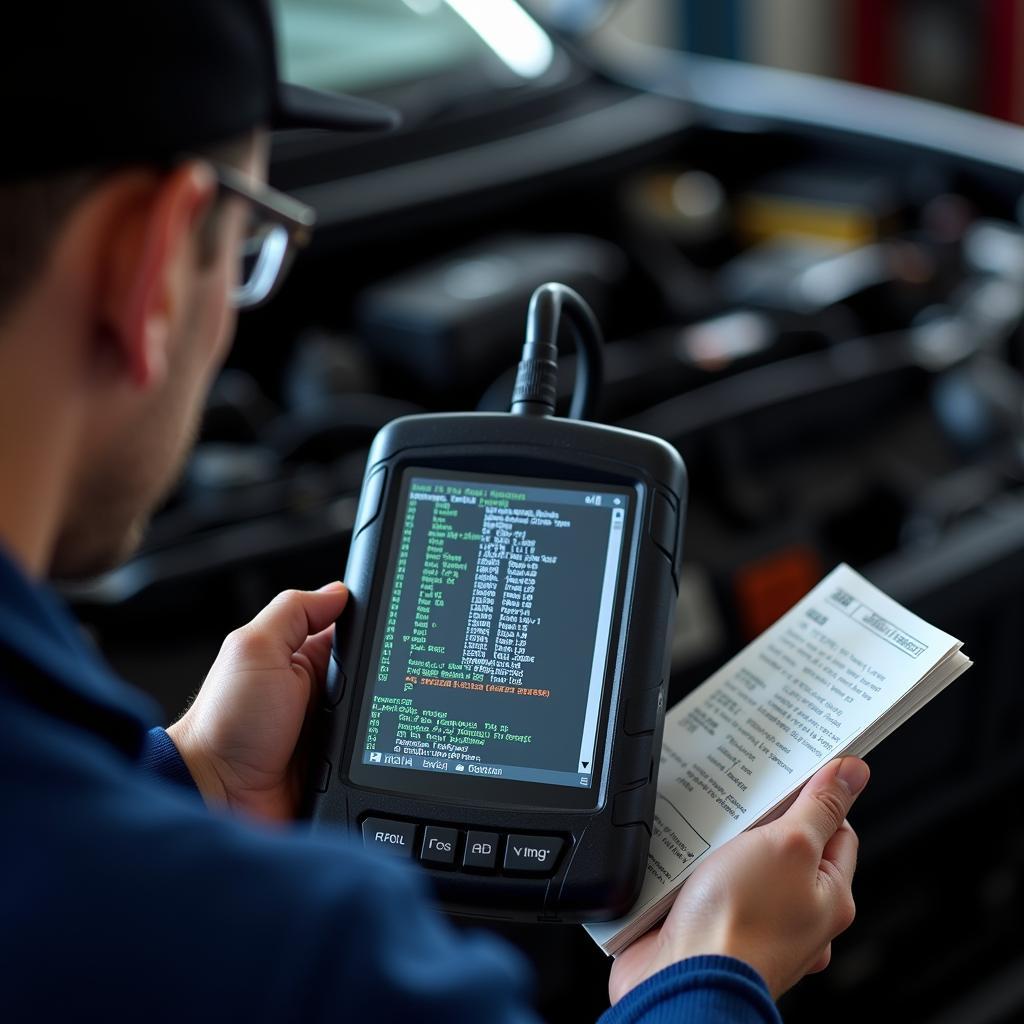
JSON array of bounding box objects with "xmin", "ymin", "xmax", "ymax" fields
[{"xmin": 361, "ymin": 817, "xmax": 564, "ymax": 876}]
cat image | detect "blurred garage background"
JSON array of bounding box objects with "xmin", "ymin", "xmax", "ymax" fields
[{"xmin": 68, "ymin": 2, "xmax": 1024, "ymax": 1021}]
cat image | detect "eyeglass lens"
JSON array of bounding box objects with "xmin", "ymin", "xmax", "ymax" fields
[{"xmin": 233, "ymin": 218, "xmax": 290, "ymax": 309}]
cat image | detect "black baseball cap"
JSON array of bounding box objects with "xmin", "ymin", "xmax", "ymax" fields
[{"xmin": 4, "ymin": 0, "xmax": 399, "ymax": 182}]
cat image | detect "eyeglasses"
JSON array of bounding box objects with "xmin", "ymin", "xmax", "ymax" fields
[{"xmin": 212, "ymin": 163, "xmax": 317, "ymax": 310}]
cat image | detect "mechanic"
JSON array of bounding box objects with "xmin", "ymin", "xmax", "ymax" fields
[{"xmin": 0, "ymin": 2, "xmax": 869, "ymax": 1021}]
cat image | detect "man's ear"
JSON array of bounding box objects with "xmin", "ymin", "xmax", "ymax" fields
[{"xmin": 98, "ymin": 162, "xmax": 218, "ymax": 390}]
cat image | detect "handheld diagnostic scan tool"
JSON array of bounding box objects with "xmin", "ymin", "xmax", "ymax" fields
[{"xmin": 310, "ymin": 285, "xmax": 686, "ymax": 922}]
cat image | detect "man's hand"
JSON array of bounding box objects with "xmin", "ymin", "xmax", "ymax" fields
[
  {"xmin": 609, "ymin": 756, "xmax": 869, "ymax": 1004},
  {"xmin": 167, "ymin": 582, "xmax": 348, "ymax": 822}
]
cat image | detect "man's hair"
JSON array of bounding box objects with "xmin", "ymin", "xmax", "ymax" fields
[{"xmin": 0, "ymin": 134, "xmax": 255, "ymax": 323}]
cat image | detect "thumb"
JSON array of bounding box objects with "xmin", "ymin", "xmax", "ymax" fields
[
  {"xmin": 784, "ymin": 757, "xmax": 870, "ymax": 850},
  {"xmin": 243, "ymin": 583, "xmax": 349, "ymax": 656}
]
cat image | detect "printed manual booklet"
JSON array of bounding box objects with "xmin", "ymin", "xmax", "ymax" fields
[{"xmin": 586, "ymin": 563, "xmax": 971, "ymax": 956}]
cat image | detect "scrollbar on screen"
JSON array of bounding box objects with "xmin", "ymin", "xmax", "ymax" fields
[{"xmin": 358, "ymin": 470, "xmax": 631, "ymax": 790}]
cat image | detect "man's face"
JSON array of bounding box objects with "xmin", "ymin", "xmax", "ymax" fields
[{"xmin": 50, "ymin": 138, "xmax": 269, "ymax": 579}]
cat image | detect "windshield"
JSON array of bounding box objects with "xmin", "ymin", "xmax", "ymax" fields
[{"xmin": 274, "ymin": 0, "xmax": 556, "ymax": 94}]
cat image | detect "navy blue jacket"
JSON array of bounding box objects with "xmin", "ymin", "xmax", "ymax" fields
[{"xmin": 0, "ymin": 547, "xmax": 780, "ymax": 1022}]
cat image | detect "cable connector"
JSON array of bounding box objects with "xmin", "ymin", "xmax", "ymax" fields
[{"xmin": 510, "ymin": 283, "xmax": 605, "ymax": 420}]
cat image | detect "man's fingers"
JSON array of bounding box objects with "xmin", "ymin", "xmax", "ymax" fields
[
  {"xmin": 821, "ymin": 820, "xmax": 859, "ymax": 890},
  {"xmin": 240, "ymin": 583, "xmax": 348, "ymax": 656},
  {"xmin": 784, "ymin": 758, "xmax": 869, "ymax": 851}
]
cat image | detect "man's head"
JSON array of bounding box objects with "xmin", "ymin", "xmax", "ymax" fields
[
  {"xmin": 0, "ymin": 134, "xmax": 266, "ymax": 578},
  {"xmin": 0, "ymin": 1, "xmax": 396, "ymax": 580}
]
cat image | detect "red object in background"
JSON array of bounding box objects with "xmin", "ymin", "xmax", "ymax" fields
[
  {"xmin": 733, "ymin": 546, "xmax": 824, "ymax": 640},
  {"xmin": 853, "ymin": 0, "xmax": 893, "ymax": 90},
  {"xmin": 987, "ymin": 0, "xmax": 1024, "ymax": 123}
]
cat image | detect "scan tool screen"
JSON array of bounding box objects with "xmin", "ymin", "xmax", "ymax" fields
[{"xmin": 350, "ymin": 469, "xmax": 632, "ymax": 804}]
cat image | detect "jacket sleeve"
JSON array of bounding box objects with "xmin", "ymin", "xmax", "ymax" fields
[
  {"xmin": 137, "ymin": 725, "xmax": 201, "ymax": 794},
  {"xmin": 598, "ymin": 956, "xmax": 783, "ymax": 1024},
  {"xmin": 5, "ymin": 720, "xmax": 542, "ymax": 1024}
]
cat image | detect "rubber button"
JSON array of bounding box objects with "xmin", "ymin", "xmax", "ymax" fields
[
  {"xmin": 462, "ymin": 831, "xmax": 500, "ymax": 872},
  {"xmin": 354, "ymin": 465, "xmax": 387, "ymax": 536},
  {"xmin": 612, "ymin": 784, "xmax": 650, "ymax": 827},
  {"xmin": 625, "ymin": 684, "xmax": 664, "ymax": 736},
  {"xmin": 315, "ymin": 758, "xmax": 331, "ymax": 793},
  {"xmin": 420, "ymin": 826, "xmax": 459, "ymax": 868},
  {"xmin": 650, "ymin": 491, "xmax": 677, "ymax": 563},
  {"xmin": 503, "ymin": 835, "xmax": 563, "ymax": 875},
  {"xmin": 325, "ymin": 655, "xmax": 348, "ymax": 707},
  {"xmin": 361, "ymin": 817, "xmax": 417, "ymax": 859}
]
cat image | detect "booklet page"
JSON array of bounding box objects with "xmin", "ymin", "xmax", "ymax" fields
[{"xmin": 586, "ymin": 563, "xmax": 967, "ymax": 953}]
